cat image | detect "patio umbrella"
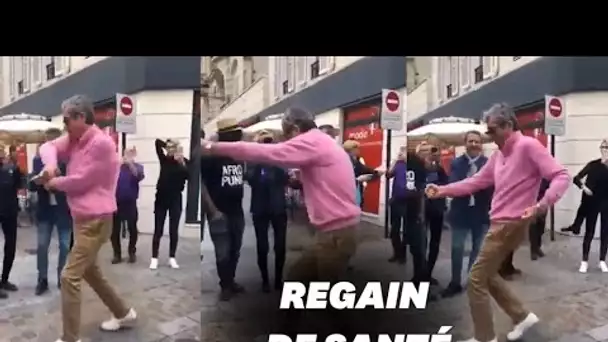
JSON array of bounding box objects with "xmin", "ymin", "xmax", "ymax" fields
[
  {"xmin": 0, "ymin": 113, "xmax": 62, "ymax": 143},
  {"xmin": 407, "ymin": 116, "xmax": 491, "ymax": 146}
]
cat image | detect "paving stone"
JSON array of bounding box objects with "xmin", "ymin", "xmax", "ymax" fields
[{"xmin": 2, "ymin": 227, "xmax": 201, "ymax": 342}]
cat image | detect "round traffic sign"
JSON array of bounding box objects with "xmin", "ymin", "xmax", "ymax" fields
[
  {"xmin": 385, "ymin": 91, "xmax": 400, "ymax": 112},
  {"xmin": 548, "ymin": 98, "xmax": 562, "ymax": 117},
  {"xmin": 119, "ymin": 97, "xmax": 133, "ymax": 116}
]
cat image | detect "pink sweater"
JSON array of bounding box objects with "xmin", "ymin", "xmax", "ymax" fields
[
  {"xmin": 213, "ymin": 129, "xmax": 361, "ymax": 231},
  {"xmin": 440, "ymin": 132, "xmax": 570, "ymax": 221},
  {"xmin": 40, "ymin": 126, "xmax": 119, "ymax": 221}
]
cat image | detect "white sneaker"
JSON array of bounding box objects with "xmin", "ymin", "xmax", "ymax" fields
[
  {"xmin": 600, "ymin": 261, "xmax": 608, "ymax": 273},
  {"xmin": 507, "ymin": 312, "xmax": 539, "ymax": 340},
  {"xmin": 55, "ymin": 339, "xmax": 81, "ymax": 342},
  {"xmin": 169, "ymin": 258, "xmax": 180, "ymax": 269},
  {"xmin": 580, "ymin": 261, "xmax": 589, "ymax": 273},
  {"xmin": 149, "ymin": 258, "xmax": 158, "ymax": 270},
  {"xmin": 100, "ymin": 307, "xmax": 137, "ymax": 331},
  {"xmin": 457, "ymin": 338, "xmax": 497, "ymax": 342}
]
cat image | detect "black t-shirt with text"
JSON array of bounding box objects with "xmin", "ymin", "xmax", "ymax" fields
[{"xmin": 201, "ymin": 155, "xmax": 245, "ymax": 214}]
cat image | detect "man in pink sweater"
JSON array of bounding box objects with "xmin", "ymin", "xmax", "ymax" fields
[
  {"xmin": 202, "ymin": 106, "xmax": 361, "ymax": 334},
  {"xmin": 427, "ymin": 103, "xmax": 570, "ymax": 342},
  {"xmin": 39, "ymin": 95, "xmax": 136, "ymax": 342}
]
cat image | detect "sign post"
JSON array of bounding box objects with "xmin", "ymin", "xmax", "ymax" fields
[
  {"xmin": 115, "ymin": 93, "xmax": 137, "ymax": 155},
  {"xmin": 544, "ymin": 95, "xmax": 566, "ymax": 241},
  {"xmin": 380, "ymin": 89, "xmax": 405, "ymax": 238}
]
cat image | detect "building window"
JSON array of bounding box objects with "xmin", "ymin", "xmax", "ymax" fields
[
  {"xmin": 513, "ymin": 56, "xmax": 521, "ymax": 61},
  {"xmin": 286, "ymin": 56, "xmax": 295, "ymax": 93},
  {"xmin": 473, "ymin": 57, "xmax": 483, "ymax": 83},
  {"xmin": 296, "ymin": 57, "xmax": 307, "ymax": 88},
  {"xmin": 22, "ymin": 56, "xmax": 30, "ymax": 93},
  {"xmin": 310, "ymin": 57, "xmax": 320, "ymax": 79},
  {"xmin": 8, "ymin": 58, "xmax": 15, "ymax": 99},
  {"xmin": 46, "ymin": 58, "xmax": 55, "ymax": 80},
  {"xmin": 445, "ymin": 57, "xmax": 458, "ymax": 98},
  {"xmin": 17, "ymin": 81, "xmax": 24, "ymax": 95}
]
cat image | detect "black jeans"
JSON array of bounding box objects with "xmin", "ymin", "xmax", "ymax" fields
[
  {"xmin": 152, "ymin": 195, "xmax": 182, "ymax": 258},
  {"xmin": 397, "ymin": 198, "xmax": 427, "ymax": 281},
  {"xmin": 111, "ymin": 200, "xmax": 139, "ymax": 258},
  {"xmin": 390, "ymin": 199, "xmax": 408, "ymax": 260},
  {"xmin": 425, "ymin": 207, "xmax": 444, "ymax": 277},
  {"xmin": 529, "ymin": 213, "xmax": 546, "ymax": 254},
  {"xmin": 582, "ymin": 199, "xmax": 608, "ymax": 261},
  {"xmin": 571, "ymin": 193, "xmax": 591, "ymax": 232},
  {"xmin": 208, "ymin": 211, "xmax": 245, "ymax": 289},
  {"xmin": 0, "ymin": 215, "xmax": 17, "ymax": 283},
  {"xmin": 252, "ymin": 212, "xmax": 287, "ymax": 285}
]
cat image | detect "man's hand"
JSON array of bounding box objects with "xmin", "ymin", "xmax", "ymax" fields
[
  {"xmin": 209, "ymin": 211, "xmax": 224, "ymax": 221},
  {"xmin": 425, "ymin": 184, "xmax": 444, "ymax": 199},
  {"xmin": 200, "ymin": 139, "xmax": 214, "ymax": 156},
  {"xmin": 43, "ymin": 178, "xmax": 58, "ymax": 191},
  {"xmin": 522, "ymin": 204, "xmax": 544, "ymax": 219},
  {"xmin": 583, "ymin": 185, "xmax": 593, "ymax": 196},
  {"xmin": 356, "ymin": 174, "xmax": 373, "ymax": 182}
]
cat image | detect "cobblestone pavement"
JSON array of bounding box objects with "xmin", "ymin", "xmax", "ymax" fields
[
  {"xmin": 2, "ymin": 225, "xmax": 201, "ymax": 342},
  {"xmin": 202, "ymin": 217, "xmax": 608, "ymax": 342}
]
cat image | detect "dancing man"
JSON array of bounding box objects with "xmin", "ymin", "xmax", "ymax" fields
[
  {"xmin": 40, "ymin": 94, "xmax": 136, "ymax": 342},
  {"xmin": 426, "ymin": 103, "xmax": 569, "ymax": 342},
  {"xmin": 32, "ymin": 128, "xmax": 72, "ymax": 296},
  {"xmin": 111, "ymin": 146, "xmax": 144, "ymax": 264},
  {"xmin": 202, "ymin": 107, "xmax": 360, "ymax": 336}
]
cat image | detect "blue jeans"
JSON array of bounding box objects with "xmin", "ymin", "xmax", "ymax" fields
[
  {"xmin": 450, "ymin": 222, "xmax": 488, "ymax": 286},
  {"xmin": 37, "ymin": 207, "xmax": 72, "ymax": 282}
]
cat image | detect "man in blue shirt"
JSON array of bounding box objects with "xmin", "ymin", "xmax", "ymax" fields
[
  {"xmin": 31, "ymin": 128, "xmax": 71, "ymax": 296},
  {"xmin": 442, "ymin": 131, "xmax": 493, "ymax": 298},
  {"xmin": 111, "ymin": 147, "xmax": 144, "ymax": 264}
]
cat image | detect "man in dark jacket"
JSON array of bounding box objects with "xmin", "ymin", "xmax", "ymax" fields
[
  {"xmin": 442, "ymin": 131, "xmax": 492, "ymax": 297},
  {"xmin": 31, "ymin": 134, "xmax": 72, "ymax": 295},
  {"xmin": 111, "ymin": 147, "xmax": 144, "ymax": 264},
  {"xmin": 0, "ymin": 144, "xmax": 25, "ymax": 298},
  {"xmin": 202, "ymin": 118, "xmax": 246, "ymax": 301},
  {"xmin": 246, "ymin": 130, "xmax": 289, "ymax": 292}
]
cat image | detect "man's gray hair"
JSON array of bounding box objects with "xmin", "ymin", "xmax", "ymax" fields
[
  {"xmin": 282, "ymin": 106, "xmax": 317, "ymax": 132},
  {"xmin": 482, "ymin": 103, "xmax": 519, "ymax": 130},
  {"xmin": 61, "ymin": 94, "xmax": 95, "ymax": 125}
]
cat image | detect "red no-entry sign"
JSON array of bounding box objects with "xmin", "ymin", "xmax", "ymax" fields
[
  {"xmin": 119, "ymin": 96, "xmax": 134, "ymax": 116},
  {"xmin": 385, "ymin": 91, "xmax": 400, "ymax": 112},
  {"xmin": 548, "ymin": 98, "xmax": 562, "ymax": 117}
]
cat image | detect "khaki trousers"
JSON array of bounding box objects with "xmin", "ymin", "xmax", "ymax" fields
[
  {"xmin": 287, "ymin": 226, "xmax": 357, "ymax": 282},
  {"xmin": 280, "ymin": 227, "xmax": 357, "ymax": 336},
  {"xmin": 61, "ymin": 217, "xmax": 129, "ymax": 342},
  {"xmin": 468, "ymin": 219, "xmax": 530, "ymax": 342}
]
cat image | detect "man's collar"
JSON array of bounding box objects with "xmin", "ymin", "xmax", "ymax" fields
[
  {"xmin": 75, "ymin": 125, "xmax": 98, "ymax": 146},
  {"xmin": 500, "ymin": 131, "xmax": 522, "ymax": 155}
]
